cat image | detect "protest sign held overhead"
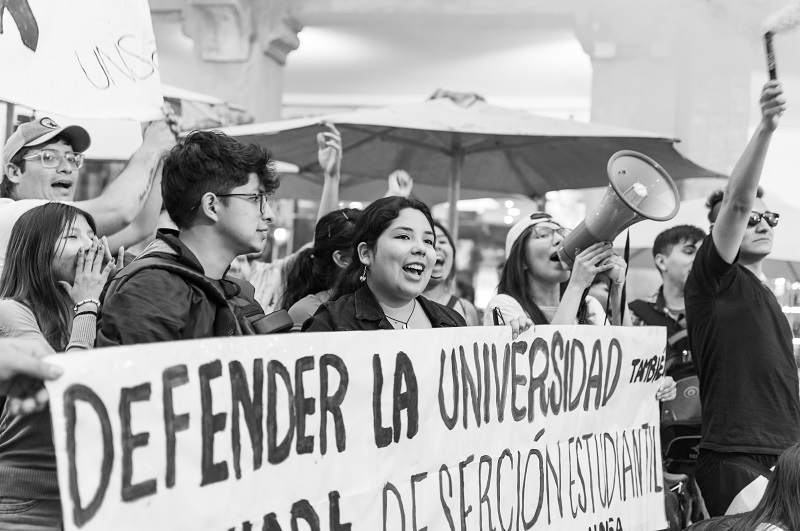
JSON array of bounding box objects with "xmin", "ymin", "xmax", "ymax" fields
[
  {"xmin": 46, "ymin": 326, "xmax": 669, "ymax": 531},
  {"xmin": 0, "ymin": 0, "xmax": 163, "ymax": 120}
]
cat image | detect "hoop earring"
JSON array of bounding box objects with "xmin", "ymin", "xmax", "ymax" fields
[{"xmin": 359, "ymin": 265, "xmax": 368, "ymax": 282}]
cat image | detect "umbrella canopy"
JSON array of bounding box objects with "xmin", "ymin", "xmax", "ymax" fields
[
  {"xmin": 271, "ymin": 171, "xmax": 523, "ymax": 204},
  {"xmin": 220, "ymin": 91, "xmax": 724, "ymax": 239},
  {"xmin": 614, "ymin": 190, "xmax": 800, "ymax": 281}
]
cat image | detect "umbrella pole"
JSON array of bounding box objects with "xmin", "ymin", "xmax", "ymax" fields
[
  {"xmin": 3, "ymin": 101, "xmax": 14, "ymax": 145},
  {"xmin": 447, "ymin": 137, "xmax": 464, "ymax": 242}
]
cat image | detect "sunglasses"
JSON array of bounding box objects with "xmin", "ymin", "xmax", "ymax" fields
[{"xmin": 748, "ymin": 211, "xmax": 779, "ymax": 228}]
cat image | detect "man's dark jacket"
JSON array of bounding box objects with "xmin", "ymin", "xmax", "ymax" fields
[{"xmin": 97, "ymin": 230, "xmax": 263, "ymax": 346}]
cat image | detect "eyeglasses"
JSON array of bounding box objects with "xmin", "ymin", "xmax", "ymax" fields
[
  {"xmin": 748, "ymin": 211, "xmax": 780, "ymax": 228},
  {"xmin": 216, "ymin": 192, "xmax": 269, "ymax": 215},
  {"xmin": 22, "ymin": 149, "xmax": 84, "ymax": 169},
  {"xmin": 532, "ymin": 225, "xmax": 571, "ymax": 241}
]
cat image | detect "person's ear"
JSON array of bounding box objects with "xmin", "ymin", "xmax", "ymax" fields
[
  {"xmin": 198, "ymin": 193, "xmax": 219, "ymax": 221},
  {"xmin": 357, "ymin": 242, "xmax": 372, "ymax": 266},
  {"xmin": 332, "ymin": 249, "xmax": 351, "ymax": 269},
  {"xmin": 654, "ymin": 253, "xmax": 667, "ymax": 274},
  {"xmin": 5, "ymin": 163, "xmax": 22, "ymax": 184}
]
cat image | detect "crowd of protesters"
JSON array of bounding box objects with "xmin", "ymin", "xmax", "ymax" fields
[{"xmin": 0, "ymin": 80, "xmax": 797, "ymax": 531}]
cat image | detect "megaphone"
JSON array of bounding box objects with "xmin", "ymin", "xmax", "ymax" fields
[{"xmin": 555, "ymin": 150, "xmax": 680, "ymax": 267}]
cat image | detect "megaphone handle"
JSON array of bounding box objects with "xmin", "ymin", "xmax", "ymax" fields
[{"xmin": 600, "ymin": 231, "xmax": 630, "ymax": 325}]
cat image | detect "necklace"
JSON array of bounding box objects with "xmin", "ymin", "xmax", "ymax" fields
[{"xmin": 384, "ymin": 299, "xmax": 417, "ymax": 330}]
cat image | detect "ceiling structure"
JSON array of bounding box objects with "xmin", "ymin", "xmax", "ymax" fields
[{"xmin": 147, "ymin": 0, "xmax": 800, "ymax": 197}]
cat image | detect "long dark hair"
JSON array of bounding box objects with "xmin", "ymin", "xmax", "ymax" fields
[
  {"xmin": 730, "ymin": 442, "xmax": 800, "ymax": 531},
  {"xmin": 332, "ymin": 196, "xmax": 435, "ymax": 300},
  {"xmin": 497, "ymin": 218, "xmax": 587, "ymax": 325},
  {"xmin": 431, "ymin": 221, "xmax": 457, "ymax": 285},
  {"xmin": 279, "ymin": 208, "xmax": 361, "ymax": 310},
  {"xmin": 0, "ymin": 203, "xmax": 97, "ymax": 350}
]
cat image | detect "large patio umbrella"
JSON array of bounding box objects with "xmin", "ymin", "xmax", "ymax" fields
[
  {"xmin": 220, "ymin": 91, "xmax": 724, "ymax": 240},
  {"xmin": 614, "ymin": 189, "xmax": 800, "ymax": 281},
  {"xmin": 268, "ymin": 173, "xmax": 518, "ymax": 205}
]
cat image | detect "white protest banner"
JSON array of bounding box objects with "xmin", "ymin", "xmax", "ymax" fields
[
  {"xmin": 0, "ymin": 0, "xmax": 162, "ymax": 120},
  {"xmin": 46, "ymin": 326, "xmax": 668, "ymax": 531}
]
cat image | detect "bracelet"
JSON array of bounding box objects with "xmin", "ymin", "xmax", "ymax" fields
[
  {"xmin": 74, "ymin": 310, "xmax": 98, "ymax": 318},
  {"xmin": 73, "ymin": 298, "xmax": 101, "ymax": 314}
]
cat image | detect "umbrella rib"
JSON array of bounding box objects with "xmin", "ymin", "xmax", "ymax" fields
[
  {"xmin": 464, "ymin": 136, "xmax": 550, "ymax": 155},
  {"xmin": 296, "ymin": 131, "xmax": 388, "ymax": 173},
  {"xmin": 465, "ymin": 136, "xmax": 673, "ymax": 156},
  {"xmin": 416, "ymin": 129, "xmax": 454, "ymax": 151},
  {"xmin": 503, "ymin": 150, "xmax": 540, "ymax": 197},
  {"xmin": 338, "ymin": 124, "xmax": 452, "ymax": 155}
]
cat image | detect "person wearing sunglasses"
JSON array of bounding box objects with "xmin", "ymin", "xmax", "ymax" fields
[
  {"xmin": 683, "ymin": 80, "xmax": 799, "ymax": 517},
  {"xmin": 97, "ymin": 131, "xmax": 278, "ymax": 345},
  {"xmin": 0, "ymin": 116, "xmax": 175, "ymax": 279}
]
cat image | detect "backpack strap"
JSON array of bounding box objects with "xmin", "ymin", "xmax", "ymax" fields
[
  {"xmin": 629, "ymin": 299, "xmax": 674, "ymax": 327},
  {"xmin": 629, "ymin": 299, "xmax": 693, "ymax": 372},
  {"xmin": 102, "ymin": 255, "xmax": 242, "ymax": 336},
  {"xmin": 103, "ymin": 256, "xmax": 228, "ymax": 305},
  {"xmin": 629, "ymin": 299, "xmax": 688, "ymax": 347}
]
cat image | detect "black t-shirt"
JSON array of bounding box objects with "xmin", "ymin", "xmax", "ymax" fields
[{"xmin": 685, "ymin": 235, "xmax": 800, "ymax": 454}]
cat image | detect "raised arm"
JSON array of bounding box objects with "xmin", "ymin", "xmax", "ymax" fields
[
  {"xmin": 105, "ymin": 158, "xmax": 163, "ymax": 250},
  {"xmin": 75, "ymin": 120, "xmax": 174, "ymax": 237},
  {"xmin": 712, "ymin": 81, "xmax": 785, "ymax": 263},
  {"xmin": 316, "ymin": 123, "xmax": 342, "ymax": 222}
]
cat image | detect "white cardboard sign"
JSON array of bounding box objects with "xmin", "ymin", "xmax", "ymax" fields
[
  {"xmin": 46, "ymin": 326, "xmax": 668, "ymax": 531},
  {"xmin": 0, "ymin": 0, "xmax": 163, "ymax": 120}
]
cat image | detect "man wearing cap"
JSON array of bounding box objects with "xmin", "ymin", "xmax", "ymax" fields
[{"xmin": 0, "ymin": 116, "xmax": 174, "ymax": 276}]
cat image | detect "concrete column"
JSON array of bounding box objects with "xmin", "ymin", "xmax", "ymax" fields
[
  {"xmin": 152, "ymin": 0, "xmax": 302, "ymax": 121},
  {"xmin": 575, "ymin": 0, "xmax": 753, "ymax": 186}
]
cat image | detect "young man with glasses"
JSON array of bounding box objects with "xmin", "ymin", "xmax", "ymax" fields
[
  {"xmin": 684, "ymin": 80, "xmax": 800, "ymax": 517},
  {"xmin": 97, "ymin": 130, "xmax": 279, "ymax": 345},
  {"xmin": 0, "ymin": 117, "xmax": 174, "ymax": 277}
]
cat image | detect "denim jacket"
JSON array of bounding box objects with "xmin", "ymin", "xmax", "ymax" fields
[{"xmin": 302, "ymin": 284, "xmax": 466, "ymax": 332}]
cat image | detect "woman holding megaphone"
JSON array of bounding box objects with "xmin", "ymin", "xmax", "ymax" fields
[
  {"xmin": 484, "ymin": 149, "xmax": 683, "ymax": 328},
  {"xmin": 484, "ymin": 213, "xmax": 628, "ymax": 327},
  {"xmin": 484, "ymin": 212, "xmax": 676, "ymax": 400}
]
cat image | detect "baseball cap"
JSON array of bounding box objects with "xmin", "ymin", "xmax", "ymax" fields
[
  {"xmin": 504, "ymin": 212, "xmax": 560, "ymax": 257},
  {"xmin": 3, "ymin": 117, "xmax": 91, "ymax": 169}
]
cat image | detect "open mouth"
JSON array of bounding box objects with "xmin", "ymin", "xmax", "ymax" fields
[
  {"xmin": 403, "ymin": 263, "xmax": 426, "ymax": 277},
  {"xmin": 435, "ymin": 256, "xmax": 445, "ymax": 267},
  {"xmin": 51, "ymin": 180, "xmax": 74, "ymax": 191},
  {"xmin": 549, "ymin": 251, "xmax": 561, "ymax": 262}
]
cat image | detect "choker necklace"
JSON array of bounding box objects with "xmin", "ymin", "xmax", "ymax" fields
[{"xmin": 384, "ymin": 299, "xmax": 417, "ymax": 330}]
